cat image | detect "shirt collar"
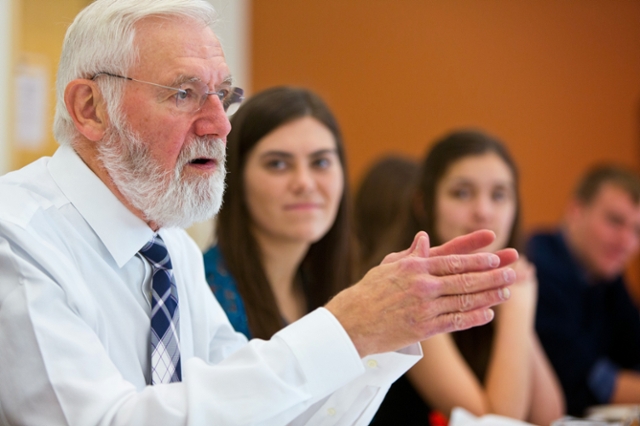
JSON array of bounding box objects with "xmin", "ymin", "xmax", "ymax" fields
[{"xmin": 48, "ymin": 144, "xmax": 154, "ymax": 267}]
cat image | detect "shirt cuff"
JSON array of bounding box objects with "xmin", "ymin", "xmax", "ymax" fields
[
  {"xmin": 275, "ymin": 307, "xmax": 365, "ymax": 397},
  {"xmin": 587, "ymin": 357, "xmax": 619, "ymax": 403}
]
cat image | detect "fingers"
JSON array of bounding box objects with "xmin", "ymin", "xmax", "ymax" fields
[
  {"xmin": 429, "ymin": 308, "xmax": 497, "ymax": 336},
  {"xmin": 381, "ymin": 230, "xmax": 520, "ymax": 268},
  {"xmin": 434, "ymin": 286, "xmax": 510, "ymax": 315},
  {"xmin": 421, "ymin": 252, "xmax": 501, "ymax": 276},
  {"xmin": 425, "ymin": 287, "xmax": 511, "ymax": 336},
  {"xmin": 430, "ymin": 230, "xmax": 496, "ymax": 257},
  {"xmin": 495, "ymin": 248, "xmax": 518, "ymax": 267},
  {"xmin": 436, "ymin": 266, "xmax": 516, "ymax": 296}
]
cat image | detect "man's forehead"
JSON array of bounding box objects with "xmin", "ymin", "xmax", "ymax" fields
[
  {"xmin": 133, "ymin": 15, "xmax": 225, "ymax": 66},
  {"xmin": 588, "ymin": 183, "xmax": 640, "ymax": 215}
]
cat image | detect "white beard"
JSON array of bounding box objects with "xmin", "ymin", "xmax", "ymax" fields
[{"xmin": 97, "ymin": 120, "xmax": 226, "ymax": 229}]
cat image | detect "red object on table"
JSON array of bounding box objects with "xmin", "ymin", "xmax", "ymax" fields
[{"xmin": 429, "ymin": 410, "xmax": 449, "ymax": 426}]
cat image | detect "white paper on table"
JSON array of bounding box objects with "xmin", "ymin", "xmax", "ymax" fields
[{"xmin": 449, "ymin": 407, "xmax": 536, "ymax": 426}]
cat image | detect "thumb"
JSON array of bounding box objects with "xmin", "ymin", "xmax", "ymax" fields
[
  {"xmin": 380, "ymin": 231, "xmax": 431, "ymax": 264},
  {"xmin": 408, "ymin": 231, "xmax": 431, "ymax": 258}
]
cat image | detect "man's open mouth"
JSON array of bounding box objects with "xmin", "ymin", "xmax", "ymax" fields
[{"xmin": 190, "ymin": 158, "xmax": 215, "ymax": 165}]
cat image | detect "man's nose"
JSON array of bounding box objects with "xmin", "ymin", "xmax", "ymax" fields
[{"xmin": 193, "ymin": 95, "xmax": 232, "ymax": 140}]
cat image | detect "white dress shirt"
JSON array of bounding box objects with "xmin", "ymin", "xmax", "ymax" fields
[{"xmin": 0, "ymin": 145, "xmax": 420, "ymax": 426}]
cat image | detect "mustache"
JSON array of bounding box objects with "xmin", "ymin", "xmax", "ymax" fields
[{"xmin": 176, "ymin": 136, "xmax": 226, "ymax": 172}]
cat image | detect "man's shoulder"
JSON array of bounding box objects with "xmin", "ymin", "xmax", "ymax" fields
[
  {"xmin": 526, "ymin": 229, "xmax": 564, "ymax": 259},
  {"xmin": 526, "ymin": 229, "xmax": 578, "ymax": 282},
  {"xmin": 0, "ymin": 157, "xmax": 64, "ymax": 229}
]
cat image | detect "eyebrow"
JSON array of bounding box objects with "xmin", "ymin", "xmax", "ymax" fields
[
  {"xmin": 449, "ymin": 175, "xmax": 512, "ymax": 183},
  {"xmin": 169, "ymin": 74, "xmax": 234, "ymax": 89},
  {"xmin": 447, "ymin": 177, "xmax": 515, "ymax": 188},
  {"xmin": 259, "ymin": 148, "xmax": 338, "ymax": 159}
]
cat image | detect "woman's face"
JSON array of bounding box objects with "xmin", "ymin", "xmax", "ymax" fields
[
  {"xmin": 434, "ymin": 152, "xmax": 517, "ymax": 252},
  {"xmin": 243, "ymin": 116, "xmax": 344, "ymax": 246}
]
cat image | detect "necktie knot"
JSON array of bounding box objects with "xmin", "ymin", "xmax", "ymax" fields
[
  {"xmin": 140, "ymin": 234, "xmax": 182, "ymax": 384},
  {"xmin": 139, "ymin": 235, "xmax": 173, "ymax": 271}
]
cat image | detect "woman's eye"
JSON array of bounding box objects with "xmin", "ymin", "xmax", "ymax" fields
[
  {"xmin": 492, "ymin": 189, "xmax": 511, "ymax": 202},
  {"xmin": 451, "ymin": 188, "xmax": 471, "ymax": 199},
  {"xmin": 312, "ymin": 158, "xmax": 331, "ymax": 169},
  {"xmin": 265, "ymin": 159, "xmax": 287, "ymax": 170}
]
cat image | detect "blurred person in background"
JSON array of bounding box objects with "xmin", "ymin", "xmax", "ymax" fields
[
  {"xmin": 368, "ymin": 130, "xmax": 564, "ymax": 425},
  {"xmin": 528, "ymin": 164, "xmax": 640, "ymax": 416},
  {"xmin": 354, "ymin": 155, "xmax": 420, "ymax": 277}
]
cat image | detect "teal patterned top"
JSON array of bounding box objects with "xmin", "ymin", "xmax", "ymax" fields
[{"xmin": 203, "ymin": 245, "xmax": 252, "ymax": 339}]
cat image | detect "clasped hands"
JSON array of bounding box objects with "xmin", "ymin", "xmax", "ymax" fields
[{"xmin": 325, "ymin": 230, "xmax": 518, "ymax": 358}]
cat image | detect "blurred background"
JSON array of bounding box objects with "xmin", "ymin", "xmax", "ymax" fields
[{"xmin": 2, "ymin": 0, "xmax": 640, "ymax": 298}]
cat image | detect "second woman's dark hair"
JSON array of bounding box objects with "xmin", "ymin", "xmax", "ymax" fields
[
  {"xmin": 216, "ymin": 86, "xmax": 353, "ymax": 339},
  {"xmin": 412, "ymin": 129, "xmax": 522, "ymax": 251}
]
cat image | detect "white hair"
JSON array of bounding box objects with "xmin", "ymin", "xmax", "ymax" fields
[{"xmin": 53, "ymin": 0, "xmax": 217, "ymax": 146}]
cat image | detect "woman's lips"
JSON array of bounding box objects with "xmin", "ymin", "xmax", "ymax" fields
[{"xmin": 284, "ymin": 203, "xmax": 321, "ymax": 211}]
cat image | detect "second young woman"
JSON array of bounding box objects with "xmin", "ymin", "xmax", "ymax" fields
[{"xmin": 368, "ymin": 130, "xmax": 565, "ymax": 425}]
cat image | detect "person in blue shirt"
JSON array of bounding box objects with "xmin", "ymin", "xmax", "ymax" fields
[
  {"xmin": 203, "ymin": 86, "xmax": 354, "ymax": 340},
  {"xmin": 527, "ymin": 165, "xmax": 640, "ymax": 416}
]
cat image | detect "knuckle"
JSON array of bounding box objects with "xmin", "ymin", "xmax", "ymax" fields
[
  {"xmin": 446, "ymin": 254, "xmax": 463, "ymax": 273},
  {"xmin": 459, "ymin": 272, "xmax": 474, "ymax": 292},
  {"xmin": 458, "ymin": 293, "xmax": 473, "ymax": 311},
  {"xmin": 451, "ymin": 312, "xmax": 465, "ymax": 331}
]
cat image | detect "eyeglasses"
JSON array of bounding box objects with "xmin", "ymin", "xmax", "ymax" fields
[{"xmin": 92, "ymin": 72, "xmax": 244, "ymax": 115}]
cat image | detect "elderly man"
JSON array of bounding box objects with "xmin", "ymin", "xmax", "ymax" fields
[
  {"xmin": 528, "ymin": 165, "xmax": 640, "ymax": 416},
  {"xmin": 0, "ymin": 0, "xmax": 516, "ymax": 424}
]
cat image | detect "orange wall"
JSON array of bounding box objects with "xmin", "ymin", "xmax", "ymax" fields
[{"xmin": 251, "ymin": 0, "xmax": 640, "ymax": 298}]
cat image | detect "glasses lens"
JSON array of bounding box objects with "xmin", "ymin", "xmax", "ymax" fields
[
  {"xmin": 224, "ymin": 87, "xmax": 244, "ymax": 116},
  {"xmin": 176, "ymin": 81, "xmax": 244, "ymax": 114},
  {"xmin": 176, "ymin": 81, "xmax": 205, "ymax": 112}
]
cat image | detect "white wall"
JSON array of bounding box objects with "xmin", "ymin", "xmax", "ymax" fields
[
  {"xmin": 208, "ymin": 0, "xmax": 251, "ymax": 94},
  {"xmin": 188, "ymin": 0, "xmax": 251, "ymax": 250},
  {"xmin": 0, "ymin": 0, "xmax": 13, "ymax": 176}
]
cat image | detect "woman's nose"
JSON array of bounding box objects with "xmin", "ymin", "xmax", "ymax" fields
[
  {"xmin": 290, "ymin": 166, "xmax": 316, "ymax": 193},
  {"xmin": 473, "ymin": 196, "xmax": 493, "ymax": 220}
]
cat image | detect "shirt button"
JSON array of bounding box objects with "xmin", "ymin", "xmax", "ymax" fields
[
  {"xmin": 367, "ymin": 359, "xmax": 378, "ymax": 369},
  {"xmin": 327, "ymin": 408, "xmax": 337, "ymax": 416}
]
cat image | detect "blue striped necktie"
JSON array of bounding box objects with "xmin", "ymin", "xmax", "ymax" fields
[{"xmin": 139, "ymin": 234, "xmax": 182, "ymax": 384}]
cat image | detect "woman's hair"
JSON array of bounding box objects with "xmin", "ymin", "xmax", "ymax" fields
[
  {"xmin": 216, "ymin": 86, "xmax": 353, "ymax": 339},
  {"xmin": 406, "ymin": 129, "xmax": 522, "ymax": 251},
  {"xmin": 354, "ymin": 155, "xmax": 420, "ymax": 275},
  {"xmin": 54, "ymin": 0, "xmax": 216, "ymax": 146}
]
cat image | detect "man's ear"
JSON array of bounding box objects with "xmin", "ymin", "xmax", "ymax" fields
[
  {"xmin": 64, "ymin": 79, "xmax": 108, "ymax": 142},
  {"xmin": 565, "ymin": 197, "xmax": 584, "ymax": 222}
]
